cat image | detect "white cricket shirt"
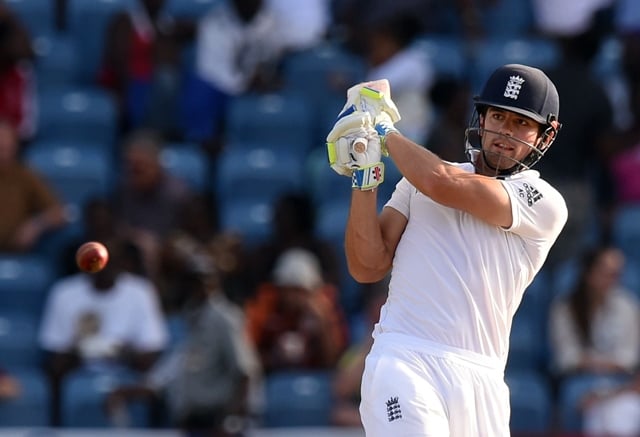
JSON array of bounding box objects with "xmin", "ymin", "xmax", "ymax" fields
[{"xmin": 376, "ymin": 163, "xmax": 567, "ymax": 366}]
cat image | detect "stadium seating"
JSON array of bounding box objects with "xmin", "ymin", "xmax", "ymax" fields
[
  {"xmin": 225, "ymin": 92, "xmax": 315, "ymax": 156},
  {"xmin": 469, "ymin": 37, "xmax": 560, "ymax": 92},
  {"xmin": 0, "ymin": 368, "xmax": 50, "ymax": 427},
  {"xmin": 0, "ymin": 254, "xmax": 55, "ymax": 318},
  {"xmin": 5, "ymin": 0, "xmax": 56, "ymax": 37},
  {"xmin": 165, "ymin": 0, "xmax": 219, "ymax": 17},
  {"xmin": 611, "ymin": 204, "xmax": 640, "ymax": 268},
  {"xmin": 306, "ymin": 146, "xmax": 352, "ymax": 208},
  {"xmin": 24, "ymin": 143, "xmax": 114, "ymax": 222},
  {"xmin": 281, "ymin": 43, "xmax": 367, "ymax": 144},
  {"xmin": 36, "ymin": 86, "xmax": 118, "ymax": 149},
  {"xmin": 32, "ymin": 34, "xmax": 79, "ymax": 90},
  {"xmin": 218, "ymin": 197, "xmax": 274, "ymax": 247},
  {"xmin": 0, "ymin": 311, "xmax": 41, "ymax": 368},
  {"xmin": 215, "ymin": 145, "xmax": 304, "ymax": 205},
  {"xmin": 507, "ymin": 370, "xmax": 553, "ymax": 434},
  {"xmin": 262, "ymin": 371, "xmax": 333, "ymax": 428},
  {"xmin": 314, "ymin": 199, "xmax": 362, "ymax": 313},
  {"xmin": 479, "ymin": 0, "xmax": 535, "ymax": 39},
  {"xmin": 557, "ymin": 373, "xmax": 631, "ymax": 433},
  {"xmin": 66, "ymin": 0, "xmax": 131, "ymax": 84},
  {"xmin": 62, "ymin": 367, "xmax": 148, "ymax": 428},
  {"xmin": 160, "ymin": 142, "xmax": 209, "ymax": 191},
  {"xmin": 413, "ymin": 35, "xmax": 469, "ymax": 80}
]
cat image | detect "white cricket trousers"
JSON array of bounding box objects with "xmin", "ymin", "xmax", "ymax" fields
[{"xmin": 359, "ymin": 333, "xmax": 510, "ymax": 436}]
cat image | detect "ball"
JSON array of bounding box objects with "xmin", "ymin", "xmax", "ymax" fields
[{"xmin": 75, "ymin": 241, "xmax": 109, "ymax": 273}]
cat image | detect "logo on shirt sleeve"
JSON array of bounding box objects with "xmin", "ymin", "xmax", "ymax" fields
[
  {"xmin": 518, "ymin": 183, "xmax": 543, "ymax": 206},
  {"xmin": 386, "ymin": 396, "xmax": 403, "ymax": 422}
]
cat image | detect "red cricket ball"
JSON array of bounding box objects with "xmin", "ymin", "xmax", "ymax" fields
[{"xmin": 75, "ymin": 241, "xmax": 109, "ymax": 273}]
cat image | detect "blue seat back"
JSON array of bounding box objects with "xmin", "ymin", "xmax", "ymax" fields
[{"xmin": 263, "ymin": 371, "xmax": 333, "ymax": 428}]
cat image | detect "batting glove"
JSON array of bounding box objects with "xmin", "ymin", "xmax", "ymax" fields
[
  {"xmin": 326, "ymin": 108, "xmax": 385, "ymax": 190},
  {"xmin": 339, "ymin": 79, "xmax": 401, "ymax": 124}
]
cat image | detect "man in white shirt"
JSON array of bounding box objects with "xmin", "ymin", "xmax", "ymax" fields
[
  {"xmin": 39, "ymin": 237, "xmax": 167, "ymax": 426},
  {"xmin": 326, "ymin": 64, "xmax": 567, "ymax": 435}
]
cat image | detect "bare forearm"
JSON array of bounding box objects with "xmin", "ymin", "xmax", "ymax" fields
[
  {"xmin": 385, "ymin": 132, "xmax": 454, "ymax": 201},
  {"xmin": 345, "ymin": 190, "xmax": 392, "ymax": 283}
]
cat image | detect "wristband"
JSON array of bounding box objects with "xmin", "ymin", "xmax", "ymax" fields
[{"xmin": 352, "ymin": 162, "xmax": 384, "ymax": 191}]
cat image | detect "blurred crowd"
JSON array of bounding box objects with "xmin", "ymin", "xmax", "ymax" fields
[{"xmin": 0, "ymin": 0, "xmax": 640, "ymax": 435}]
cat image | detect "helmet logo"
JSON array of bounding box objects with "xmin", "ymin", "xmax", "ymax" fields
[{"xmin": 503, "ymin": 75, "xmax": 525, "ymax": 100}]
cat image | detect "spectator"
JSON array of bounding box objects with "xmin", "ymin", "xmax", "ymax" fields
[
  {"xmin": 363, "ymin": 11, "xmax": 434, "ymax": 143},
  {"xmin": 247, "ymin": 192, "xmax": 341, "ymax": 298},
  {"xmin": 99, "ymin": 0, "xmax": 196, "ymax": 137},
  {"xmin": 158, "ymin": 193, "xmax": 248, "ymax": 311},
  {"xmin": 0, "ymin": 119, "xmax": 66, "ymax": 252},
  {"xmin": 111, "ymin": 128, "xmax": 192, "ymax": 279},
  {"xmin": 580, "ymin": 368, "xmax": 640, "ymax": 436},
  {"xmin": 549, "ymin": 245, "xmax": 640, "ymax": 378},
  {"xmin": 245, "ymin": 248, "xmax": 347, "ymax": 374},
  {"xmin": 0, "ymin": 2, "xmax": 36, "ymax": 142},
  {"xmin": 180, "ymin": 0, "xmax": 328, "ymax": 148},
  {"xmin": 39, "ymin": 237, "xmax": 168, "ymax": 426},
  {"xmin": 105, "ymin": 252, "xmax": 261, "ymax": 435},
  {"xmin": 331, "ymin": 276, "xmax": 387, "ymax": 427}
]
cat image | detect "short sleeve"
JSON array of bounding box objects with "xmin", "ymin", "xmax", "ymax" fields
[
  {"xmin": 384, "ymin": 177, "xmax": 412, "ymax": 218},
  {"xmin": 501, "ymin": 174, "xmax": 568, "ymax": 241}
]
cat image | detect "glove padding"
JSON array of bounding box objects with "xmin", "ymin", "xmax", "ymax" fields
[
  {"xmin": 339, "ymin": 79, "xmax": 401, "ymax": 123},
  {"xmin": 326, "ymin": 109, "xmax": 383, "ymax": 177}
]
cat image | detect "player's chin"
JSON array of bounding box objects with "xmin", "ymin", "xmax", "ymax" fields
[{"xmin": 485, "ymin": 150, "xmax": 516, "ymax": 167}]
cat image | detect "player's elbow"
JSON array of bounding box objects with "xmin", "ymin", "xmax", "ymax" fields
[{"xmin": 347, "ymin": 262, "xmax": 389, "ymax": 284}]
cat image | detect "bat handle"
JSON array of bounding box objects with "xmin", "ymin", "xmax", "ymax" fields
[{"xmin": 353, "ymin": 137, "xmax": 367, "ymax": 154}]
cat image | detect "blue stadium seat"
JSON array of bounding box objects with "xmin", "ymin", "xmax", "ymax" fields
[
  {"xmin": 470, "ymin": 37, "xmax": 560, "ymax": 93},
  {"xmin": 165, "ymin": 0, "xmax": 220, "ymax": 17},
  {"xmin": 62, "ymin": 367, "xmax": 148, "ymax": 428},
  {"xmin": 315, "ymin": 200, "xmax": 361, "ymax": 313},
  {"xmin": 281, "ymin": 43, "xmax": 366, "ymax": 143},
  {"xmin": 32, "ymin": 34, "xmax": 79, "ymax": 90},
  {"xmin": 225, "ymin": 93, "xmax": 315, "ymax": 155},
  {"xmin": 479, "ymin": 0, "xmax": 535, "ymax": 39},
  {"xmin": 281, "ymin": 42, "xmax": 367, "ymax": 106},
  {"xmin": 262, "ymin": 371, "xmax": 333, "ymax": 428},
  {"xmin": 0, "ymin": 367, "xmax": 49, "ymax": 427},
  {"xmin": 611, "ymin": 204, "xmax": 640, "ymax": 268},
  {"xmin": 37, "ymin": 86, "xmax": 118, "ymax": 148},
  {"xmin": 413, "ymin": 36, "xmax": 469, "ymax": 80},
  {"xmin": 218, "ymin": 197, "xmax": 273, "ymax": 247},
  {"xmin": 557, "ymin": 373, "xmax": 630, "ymax": 433},
  {"xmin": 0, "ymin": 311, "xmax": 41, "ymax": 368},
  {"xmin": 5, "ymin": 0, "xmax": 55, "ymax": 37},
  {"xmin": 25, "ymin": 143, "xmax": 114, "ymax": 221},
  {"xmin": 215, "ymin": 145, "xmax": 304, "ymax": 204},
  {"xmin": 306, "ymin": 146, "xmax": 352, "ymax": 208},
  {"xmin": 160, "ymin": 143, "xmax": 209, "ymax": 191},
  {"xmin": 507, "ymin": 312, "xmax": 540, "ymax": 372},
  {"xmin": 0, "ymin": 254, "xmax": 55, "ymax": 318},
  {"xmin": 506, "ymin": 370, "xmax": 552, "ymax": 434},
  {"xmin": 67, "ymin": 0, "xmax": 132, "ymax": 84}
]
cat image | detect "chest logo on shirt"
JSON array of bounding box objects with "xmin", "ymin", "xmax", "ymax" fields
[
  {"xmin": 518, "ymin": 183, "xmax": 543, "ymax": 206},
  {"xmin": 386, "ymin": 396, "xmax": 403, "ymax": 422}
]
